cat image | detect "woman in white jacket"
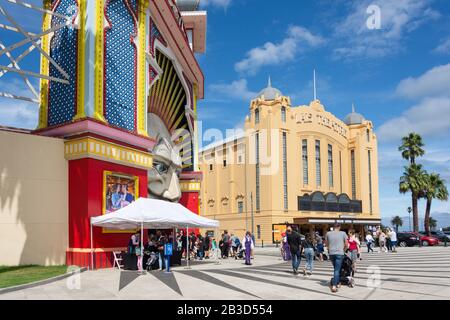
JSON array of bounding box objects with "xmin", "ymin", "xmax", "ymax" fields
[{"xmin": 242, "ymin": 231, "xmax": 255, "ymax": 265}]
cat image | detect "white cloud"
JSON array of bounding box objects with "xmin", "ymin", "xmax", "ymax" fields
[
  {"xmin": 209, "ymin": 79, "xmax": 257, "ymax": 101},
  {"xmin": 333, "ymin": 0, "xmax": 440, "ymax": 60},
  {"xmin": 235, "ymin": 26, "xmax": 325, "ymax": 75},
  {"xmin": 0, "ymin": 78, "xmax": 39, "ymax": 129},
  {"xmin": 200, "ymin": 0, "xmax": 232, "ymax": 10},
  {"xmin": 396, "ymin": 63, "xmax": 450, "ymax": 99},
  {"xmin": 0, "ymin": 99, "xmax": 39, "ymax": 129},
  {"xmin": 377, "ymin": 97, "xmax": 450, "ymax": 142},
  {"xmin": 434, "ymin": 37, "xmax": 450, "ymax": 54}
]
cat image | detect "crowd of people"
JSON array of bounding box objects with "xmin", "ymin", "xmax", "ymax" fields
[
  {"xmin": 281, "ymin": 224, "xmax": 399, "ymax": 293},
  {"xmin": 127, "ymin": 224, "xmax": 398, "ymax": 293},
  {"xmin": 126, "ymin": 229, "xmax": 257, "ymax": 271}
]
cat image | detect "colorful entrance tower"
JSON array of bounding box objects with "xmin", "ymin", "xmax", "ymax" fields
[{"xmin": 28, "ymin": 0, "xmax": 206, "ymax": 267}]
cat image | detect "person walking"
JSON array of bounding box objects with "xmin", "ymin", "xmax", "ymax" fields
[
  {"xmin": 281, "ymin": 232, "xmax": 291, "ymax": 261},
  {"xmin": 204, "ymin": 232, "xmax": 211, "ymax": 259},
  {"xmin": 286, "ymin": 226, "xmax": 303, "ymax": 275},
  {"xmin": 379, "ymin": 231, "xmax": 387, "ymax": 253},
  {"xmin": 386, "ymin": 228, "xmax": 393, "ymax": 252},
  {"xmin": 366, "ymin": 233, "xmax": 375, "ymax": 253},
  {"xmin": 325, "ymin": 223, "xmax": 348, "ymax": 293},
  {"xmin": 315, "ymin": 232, "xmax": 325, "ymax": 261},
  {"xmin": 389, "ymin": 228, "xmax": 398, "ymax": 252},
  {"xmin": 242, "ymin": 231, "xmax": 255, "ymax": 265},
  {"xmin": 230, "ymin": 233, "xmax": 239, "ymax": 257},
  {"xmin": 348, "ymin": 230, "xmax": 360, "ymax": 272},
  {"xmin": 222, "ymin": 231, "xmax": 230, "ymax": 259},
  {"xmin": 301, "ymin": 232, "xmax": 316, "ymax": 276}
]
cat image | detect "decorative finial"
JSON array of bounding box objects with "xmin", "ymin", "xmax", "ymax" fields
[{"xmin": 268, "ymin": 76, "xmax": 272, "ymax": 88}]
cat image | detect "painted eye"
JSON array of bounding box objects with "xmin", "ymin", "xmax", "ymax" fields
[{"xmin": 154, "ymin": 162, "xmax": 169, "ymax": 174}]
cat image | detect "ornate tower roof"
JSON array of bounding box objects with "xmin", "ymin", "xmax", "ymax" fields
[
  {"xmin": 344, "ymin": 103, "xmax": 365, "ymax": 125},
  {"xmin": 256, "ymin": 77, "xmax": 283, "ymax": 101}
]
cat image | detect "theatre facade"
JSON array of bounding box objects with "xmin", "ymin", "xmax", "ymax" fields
[
  {"xmin": 0, "ymin": 0, "xmax": 206, "ymax": 267},
  {"xmin": 199, "ymin": 80, "xmax": 381, "ymax": 244}
]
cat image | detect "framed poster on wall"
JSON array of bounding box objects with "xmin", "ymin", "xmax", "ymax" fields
[{"xmin": 102, "ymin": 171, "xmax": 139, "ymax": 233}]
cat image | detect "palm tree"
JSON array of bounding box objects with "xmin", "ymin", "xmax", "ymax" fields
[
  {"xmin": 399, "ymin": 133, "xmax": 425, "ymax": 233},
  {"xmin": 399, "ymin": 164, "xmax": 427, "ymax": 232},
  {"xmin": 429, "ymin": 217, "xmax": 438, "ymax": 231},
  {"xmin": 422, "ymin": 173, "xmax": 449, "ymax": 235},
  {"xmin": 391, "ymin": 216, "xmax": 403, "ymax": 232},
  {"xmin": 399, "ymin": 133, "xmax": 425, "ymax": 165}
]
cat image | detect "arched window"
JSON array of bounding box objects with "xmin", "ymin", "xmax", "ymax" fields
[
  {"xmin": 325, "ymin": 193, "xmax": 338, "ymax": 212},
  {"xmin": 255, "ymin": 108, "xmax": 260, "ymax": 124},
  {"xmin": 311, "ymin": 191, "xmax": 325, "ymax": 211},
  {"xmin": 281, "ymin": 106, "xmax": 286, "ymax": 123},
  {"xmin": 338, "ymin": 193, "xmax": 351, "ymax": 212}
]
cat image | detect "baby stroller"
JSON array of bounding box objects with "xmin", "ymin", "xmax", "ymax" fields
[
  {"xmin": 235, "ymin": 244, "xmax": 245, "ymax": 260},
  {"xmin": 146, "ymin": 252, "xmax": 159, "ymax": 271},
  {"xmin": 338, "ymin": 255, "xmax": 355, "ymax": 288}
]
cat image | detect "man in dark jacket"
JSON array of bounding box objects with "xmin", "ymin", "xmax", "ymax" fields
[{"xmin": 286, "ymin": 226, "xmax": 303, "ymax": 274}]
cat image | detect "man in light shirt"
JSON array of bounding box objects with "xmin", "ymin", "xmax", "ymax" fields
[{"xmin": 389, "ymin": 229, "xmax": 398, "ymax": 252}]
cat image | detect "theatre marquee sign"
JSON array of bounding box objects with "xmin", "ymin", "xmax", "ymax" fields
[{"xmin": 296, "ymin": 112, "xmax": 348, "ymax": 138}]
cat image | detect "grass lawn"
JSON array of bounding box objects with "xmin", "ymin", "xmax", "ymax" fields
[{"xmin": 0, "ymin": 265, "xmax": 68, "ymax": 289}]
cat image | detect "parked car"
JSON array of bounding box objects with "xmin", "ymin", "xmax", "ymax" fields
[
  {"xmin": 397, "ymin": 232, "xmax": 421, "ymax": 247},
  {"xmin": 419, "ymin": 231, "xmax": 450, "ymax": 242},
  {"xmin": 406, "ymin": 232, "xmax": 439, "ymax": 246}
]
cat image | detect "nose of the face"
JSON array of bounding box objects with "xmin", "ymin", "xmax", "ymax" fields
[{"xmin": 162, "ymin": 171, "xmax": 182, "ymax": 202}]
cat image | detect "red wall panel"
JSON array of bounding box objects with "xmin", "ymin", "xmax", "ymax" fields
[{"xmin": 68, "ymin": 158, "xmax": 148, "ymax": 249}]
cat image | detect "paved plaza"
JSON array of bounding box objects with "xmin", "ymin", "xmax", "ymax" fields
[{"xmin": 1, "ymin": 247, "xmax": 450, "ymax": 300}]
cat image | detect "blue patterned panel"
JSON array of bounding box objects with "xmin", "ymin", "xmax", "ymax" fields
[
  {"xmin": 104, "ymin": 0, "xmax": 137, "ymax": 132},
  {"xmin": 48, "ymin": 0, "xmax": 78, "ymax": 127}
]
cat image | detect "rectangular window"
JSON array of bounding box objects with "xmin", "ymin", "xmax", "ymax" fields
[
  {"xmin": 238, "ymin": 201, "xmax": 244, "ymax": 214},
  {"xmin": 367, "ymin": 129, "xmax": 370, "ymax": 142},
  {"xmin": 328, "ymin": 144, "xmax": 334, "ymax": 188},
  {"xmin": 315, "ymin": 140, "xmax": 321, "ymax": 187},
  {"xmin": 257, "ymin": 225, "xmax": 261, "ymax": 239},
  {"xmin": 209, "ymin": 164, "xmax": 213, "ymax": 171},
  {"xmin": 302, "ymin": 139, "xmax": 308, "ymax": 185},
  {"xmin": 282, "ymin": 132, "xmax": 288, "ymax": 210},
  {"xmin": 351, "ymin": 150, "xmax": 356, "ymax": 200},
  {"xmin": 281, "ymin": 107, "xmax": 286, "ymax": 123},
  {"xmin": 255, "ymin": 109, "xmax": 260, "ymax": 125},
  {"xmin": 255, "ymin": 133, "xmax": 260, "ymax": 211},
  {"xmin": 223, "ymin": 160, "xmax": 227, "ymax": 167},
  {"xmin": 368, "ymin": 150, "xmax": 373, "ymax": 213}
]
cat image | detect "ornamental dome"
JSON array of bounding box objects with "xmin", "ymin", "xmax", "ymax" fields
[
  {"xmin": 344, "ymin": 103, "xmax": 365, "ymax": 125},
  {"xmin": 176, "ymin": 0, "xmax": 200, "ymax": 11},
  {"xmin": 256, "ymin": 77, "xmax": 282, "ymax": 101}
]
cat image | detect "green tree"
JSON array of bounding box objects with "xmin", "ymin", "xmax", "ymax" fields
[
  {"xmin": 399, "ymin": 164, "xmax": 427, "ymax": 233},
  {"xmin": 399, "ymin": 133, "xmax": 426, "ymax": 233},
  {"xmin": 399, "ymin": 133, "xmax": 425, "ymax": 165},
  {"xmin": 391, "ymin": 216, "xmax": 403, "ymax": 232},
  {"xmin": 429, "ymin": 217, "xmax": 438, "ymax": 231},
  {"xmin": 422, "ymin": 173, "xmax": 449, "ymax": 235}
]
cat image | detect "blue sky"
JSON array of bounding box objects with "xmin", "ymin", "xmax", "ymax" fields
[{"xmin": 0, "ymin": 0, "xmax": 449, "ymax": 223}]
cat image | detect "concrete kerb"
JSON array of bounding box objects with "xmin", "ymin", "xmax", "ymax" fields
[{"xmin": 0, "ymin": 267, "xmax": 88, "ymax": 295}]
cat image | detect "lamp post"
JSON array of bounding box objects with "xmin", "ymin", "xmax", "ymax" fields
[{"xmin": 407, "ymin": 207, "xmax": 412, "ymax": 232}]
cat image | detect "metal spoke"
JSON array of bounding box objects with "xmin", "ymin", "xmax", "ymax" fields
[
  {"xmin": 0, "ymin": 4, "xmax": 70, "ymax": 80},
  {"xmin": 0, "ymin": 65, "xmax": 69, "ymax": 84},
  {"xmin": 0, "ymin": 41, "xmax": 39, "ymax": 99},
  {"xmin": 0, "ymin": 22, "xmax": 36, "ymax": 35},
  {"xmin": 0, "ymin": 92, "xmax": 39, "ymax": 103},
  {"xmin": 0, "ymin": 41, "xmax": 38, "ymax": 77},
  {"xmin": 6, "ymin": 0, "xmax": 72, "ymax": 21}
]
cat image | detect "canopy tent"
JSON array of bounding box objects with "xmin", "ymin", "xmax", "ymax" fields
[{"xmin": 90, "ymin": 198, "xmax": 219, "ymax": 270}]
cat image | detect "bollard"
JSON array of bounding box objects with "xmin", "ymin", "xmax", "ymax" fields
[
  {"xmin": 262, "ymin": 240, "xmax": 264, "ymax": 248},
  {"xmin": 445, "ymin": 237, "xmax": 448, "ymax": 247}
]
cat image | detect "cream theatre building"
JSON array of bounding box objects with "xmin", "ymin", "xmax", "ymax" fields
[{"xmin": 199, "ymin": 79, "xmax": 381, "ymax": 244}]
